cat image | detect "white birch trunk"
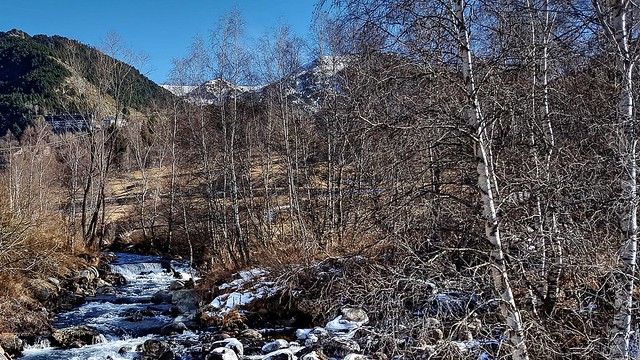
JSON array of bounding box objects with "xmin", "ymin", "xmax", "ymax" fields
[
  {"xmin": 453, "ymin": 1, "xmax": 529, "ymax": 358},
  {"xmin": 608, "ymin": 1, "xmax": 638, "ymax": 357}
]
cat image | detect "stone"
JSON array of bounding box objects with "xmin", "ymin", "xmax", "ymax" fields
[
  {"xmin": 171, "ymin": 289, "xmax": 201, "ymax": 313},
  {"xmin": 48, "ymin": 277, "xmax": 61, "ymax": 286},
  {"xmin": 323, "ymin": 337, "xmax": 360, "ymax": 358},
  {"xmin": 75, "ymin": 267, "xmax": 99, "ymax": 282},
  {"xmin": 326, "ymin": 316, "xmax": 362, "ymax": 335},
  {"xmin": 52, "ymin": 326, "xmax": 105, "ymax": 349},
  {"xmin": 344, "ymin": 354, "xmax": 369, "ymax": 360},
  {"xmin": 296, "ymin": 328, "xmax": 312, "ymax": 340},
  {"xmin": 211, "ymin": 338, "xmax": 244, "ymax": 356},
  {"xmin": 239, "ymin": 328, "xmax": 262, "ymax": 340},
  {"xmin": 29, "ymin": 279, "xmax": 59, "ymax": 301},
  {"xmin": 206, "ymin": 347, "xmax": 239, "ymax": 360},
  {"xmin": 151, "ymin": 290, "xmax": 173, "ymax": 304},
  {"xmin": 312, "ymin": 327, "xmax": 329, "ymax": 338},
  {"xmin": 264, "ymin": 349, "xmax": 295, "ymax": 360},
  {"xmin": 125, "ymin": 310, "xmax": 144, "ymax": 322},
  {"xmin": 97, "ymin": 286, "xmax": 117, "ymax": 295},
  {"xmin": 305, "ymin": 333, "xmax": 319, "ymax": 346},
  {"xmin": 261, "ymin": 339, "xmax": 289, "ymax": 353},
  {"xmin": 295, "ymin": 346, "xmax": 329, "ymax": 359},
  {"xmin": 0, "ymin": 333, "xmax": 22, "ymax": 356},
  {"xmin": 300, "ymin": 352, "xmax": 319, "ymax": 360},
  {"xmin": 160, "ymin": 321, "xmax": 188, "ymax": 335},
  {"xmin": 0, "ymin": 346, "xmax": 9, "ymax": 360},
  {"xmin": 169, "ymin": 280, "xmax": 185, "ymax": 291},
  {"xmin": 142, "ymin": 339, "xmax": 174, "ymax": 359},
  {"xmin": 341, "ymin": 307, "xmax": 369, "ymax": 324}
]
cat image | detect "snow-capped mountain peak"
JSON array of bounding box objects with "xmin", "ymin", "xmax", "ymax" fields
[{"xmin": 165, "ymin": 56, "xmax": 351, "ymax": 109}]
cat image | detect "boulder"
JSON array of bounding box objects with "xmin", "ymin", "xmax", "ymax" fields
[
  {"xmin": 305, "ymin": 333, "xmax": 320, "ymax": 346},
  {"xmin": 160, "ymin": 321, "xmax": 188, "ymax": 336},
  {"xmin": 125, "ymin": 310, "xmax": 145, "ymax": 322},
  {"xmin": 210, "ymin": 338, "xmax": 243, "ymax": 357},
  {"xmin": 29, "ymin": 279, "xmax": 59, "ymax": 301},
  {"xmin": 326, "ymin": 316, "xmax": 361, "ymax": 336},
  {"xmin": 341, "ymin": 307, "xmax": 368, "ymax": 324},
  {"xmin": 264, "ymin": 349, "xmax": 295, "ymax": 360},
  {"xmin": 171, "ymin": 289, "xmax": 201, "ymax": 313},
  {"xmin": 239, "ymin": 328, "xmax": 262, "ymax": 340},
  {"xmin": 0, "ymin": 333, "xmax": 23, "ymax": 356},
  {"xmin": 152, "ymin": 290, "xmax": 173, "ymax": 304},
  {"xmin": 100, "ymin": 252, "xmax": 118, "ymax": 264},
  {"xmin": 101, "ymin": 271, "xmax": 126, "ymax": 286},
  {"xmin": 142, "ymin": 339, "xmax": 174, "ymax": 359},
  {"xmin": 57, "ymin": 292, "xmax": 86, "ymax": 311},
  {"xmin": 206, "ymin": 347, "xmax": 239, "ymax": 360},
  {"xmin": 300, "ymin": 351, "xmax": 329, "ymax": 360},
  {"xmin": 0, "ymin": 345, "xmax": 10, "ymax": 360},
  {"xmin": 296, "ymin": 328, "xmax": 312, "ymax": 340},
  {"xmin": 312, "ymin": 327, "xmax": 329, "ymax": 338},
  {"xmin": 344, "ymin": 354, "xmax": 369, "ymax": 360},
  {"xmin": 326, "ymin": 308, "xmax": 368, "ymax": 337},
  {"xmin": 295, "ymin": 346, "xmax": 329, "ymax": 360},
  {"xmin": 51, "ymin": 326, "xmax": 105, "ymax": 349},
  {"xmin": 96, "ymin": 286, "xmax": 117, "ymax": 295},
  {"xmin": 169, "ymin": 280, "xmax": 185, "ymax": 291},
  {"xmin": 75, "ymin": 267, "xmax": 99, "ymax": 282},
  {"xmin": 261, "ymin": 339, "xmax": 289, "ymax": 353},
  {"xmin": 323, "ymin": 337, "xmax": 360, "ymax": 358}
]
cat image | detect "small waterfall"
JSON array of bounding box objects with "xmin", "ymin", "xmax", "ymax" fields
[
  {"xmin": 110, "ymin": 262, "xmax": 165, "ymax": 280},
  {"xmin": 23, "ymin": 338, "xmax": 50, "ymax": 351},
  {"xmin": 92, "ymin": 334, "xmax": 107, "ymax": 345}
]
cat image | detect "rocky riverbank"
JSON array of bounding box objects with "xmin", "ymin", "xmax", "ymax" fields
[
  {"xmin": 5, "ymin": 252, "xmax": 499, "ymax": 359},
  {"xmin": 6, "ymin": 252, "xmax": 384, "ymax": 360},
  {"xmin": 0, "ymin": 252, "xmax": 127, "ymax": 359}
]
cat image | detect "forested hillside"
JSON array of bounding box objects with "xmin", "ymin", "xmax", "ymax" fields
[
  {"xmin": 0, "ymin": 29, "xmax": 170, "ymax": 137},
  {"xmin": 1, "ymin": 0, "xmax": 640, "ymax": 359}
]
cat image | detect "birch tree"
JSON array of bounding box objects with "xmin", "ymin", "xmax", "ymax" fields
[
  {"xmin": 452, "ymin": 1, "xmax": 530, "ymax": 358},
  {"xmin": 593, "ymin": 0, "xmax": 638, "ymax": 357},
  {"xmin": 213, "ymin": 9, "xmax": 250, "ymax": 264}
]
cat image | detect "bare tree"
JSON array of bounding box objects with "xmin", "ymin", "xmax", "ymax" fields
[{"xmin": 593, "ymin": 0, "xmax": 639, "ymax": 357}]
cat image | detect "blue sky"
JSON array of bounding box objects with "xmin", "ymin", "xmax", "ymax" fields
[{"xmin": 0, "ymin": 0, "xmax": 317, "ymax": 84}]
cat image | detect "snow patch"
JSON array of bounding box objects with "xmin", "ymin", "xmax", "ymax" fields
[{"xmin": 209, "ymin": 269, "xmax": 278, "ymax": 316}]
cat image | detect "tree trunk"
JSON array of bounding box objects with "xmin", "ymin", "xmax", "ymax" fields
[
  {"xmin": 453, "ymin": 0, "xmax": 529, "ymax": 358},
  {"xmin": 611, "ymin": 2, "xmax": 637, "ymax": 358}
]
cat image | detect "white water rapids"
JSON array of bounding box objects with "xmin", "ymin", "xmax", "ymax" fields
[{"xmin": 20, "ymin": 253, "xmax": 196, "ymax": 360}]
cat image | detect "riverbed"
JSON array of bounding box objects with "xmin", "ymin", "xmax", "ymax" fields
[{"xmin": 20, "ymin": 253, "xmax": 196, "ymax": 360}]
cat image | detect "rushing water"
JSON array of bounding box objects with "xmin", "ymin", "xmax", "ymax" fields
[{"xmin": 20, "ymin": 253, "xmax": 196, "ymax": 360}]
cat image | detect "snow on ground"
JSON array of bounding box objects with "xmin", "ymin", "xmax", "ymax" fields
[{"xmin": 208, "ymin": 269, "xmax": 278, "ymax": 316}]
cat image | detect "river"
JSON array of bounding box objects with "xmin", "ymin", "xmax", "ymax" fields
[{"xmin": 20, "ymin": 252, "xmax": 196, "ymax": 360}]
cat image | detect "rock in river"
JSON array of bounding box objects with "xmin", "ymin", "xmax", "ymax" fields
[{"xmin": 51, "ymin": 325, "xmax": 105, "ymax": 349}]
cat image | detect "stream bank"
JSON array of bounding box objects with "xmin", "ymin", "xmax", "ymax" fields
[{"xmin": 9, "ymin": 252, "xmax": 389, "ymax": 360}]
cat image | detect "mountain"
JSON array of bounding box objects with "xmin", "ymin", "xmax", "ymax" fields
[
  {"xmin": 163, "ymin": 78, "xmax": 261, "ymax": 105},
  {"xmin": 160, "ymin": 84, "xmax": 198, "ymax": 97},
  {"xmin": 0, "ymin": 29, "xmax": 172, "ymax": 137},
  {"xmin": 166, "ymin": 56, "xmax": 350, "ymax": 110}
]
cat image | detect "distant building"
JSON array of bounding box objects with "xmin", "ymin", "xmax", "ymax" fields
[
  {"xmin": 102, "ymin": 115, "xmax": 126, "ymax": 128},
  {"xmin": 44, "ymin": 114, "xmax": 94, "ymax": 133}
]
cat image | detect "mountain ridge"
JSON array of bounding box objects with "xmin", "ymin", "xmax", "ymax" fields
[{"xmin": 162, "ymin": 55, "xmax": 350, "ymax": 110}]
